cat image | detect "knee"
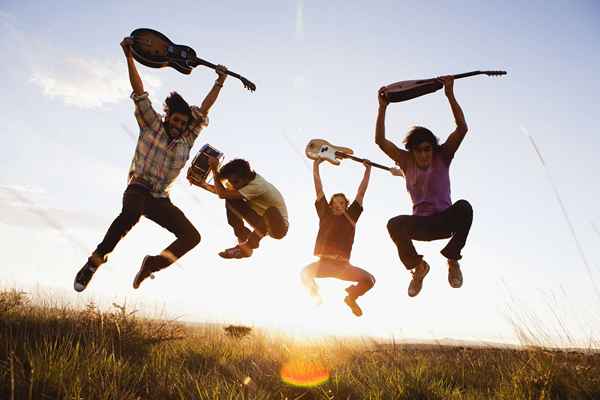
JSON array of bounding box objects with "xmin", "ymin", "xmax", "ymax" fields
[
  {"xmin": 455, "ymin": 200, "xmax": 473, "ymax": 218},
  {"xmin": 270, "ymin": 225, "xmax": 288, "ymax": 240},
  {"xmin": 387, "ymin": 216, "xmax": 410, "ymax": 237},
  {"xmin": 365, "ymin": 274, "xmax": 376, "ymax": 289},
  {"xmin": 188, "ymin": 227, "xmax": 201, "ymax": 247},
  {"xmin": 271, "ymin": 231, "xmax": 286, "ymax": 240}
]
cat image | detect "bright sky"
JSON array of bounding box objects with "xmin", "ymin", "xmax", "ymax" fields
[{"xmin": 1, "ymin": 1, "xmax": 599, "ymax": 346}]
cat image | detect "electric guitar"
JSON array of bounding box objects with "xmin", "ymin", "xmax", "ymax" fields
[
  {"xmin": 382, "ymin": 70, "xmax": 506, "ymax": 103},
  {"xmin": 305, "ymin": 139, "xmax": 400, "ymax": 174},
  {"xmin": 129, "ymin": 28, "xmax": 256, "ymax": 92}
]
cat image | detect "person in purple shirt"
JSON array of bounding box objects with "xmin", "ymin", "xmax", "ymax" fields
[{"xmin": 375, "ymin": 76, "xmax": 473, "ymax": 298}]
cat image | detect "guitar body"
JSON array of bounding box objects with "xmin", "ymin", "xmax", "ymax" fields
[
  {"xmin": 383, "ymin": 70, "xmax": 506, "ymax": 103},
  {"xmin": 305, "ymin": 139, "xmax": 353, "ymax": 166},
  {"xmin": 130, "ymin": 28, "xmax": 196, "ymax": 74},
  {"xmin": 383, "ymin": 79, "xmax": 443, "ymax": 102}
]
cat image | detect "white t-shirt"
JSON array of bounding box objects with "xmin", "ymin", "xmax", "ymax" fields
[{"xmin": 238, "ymin": 174, "xmax": 288, "ymax": 223}]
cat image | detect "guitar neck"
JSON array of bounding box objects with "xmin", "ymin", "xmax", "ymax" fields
[
  {"xmin": 335, "ymin": 152, "xmax": 390, "ymax": 171},
  {"xmin": 192, "ymin": 57, "xmax": 248, "ymax": 82},
  {"xmin": 452, "ymin": 71, "xmax": 483, "ymax": 80}
]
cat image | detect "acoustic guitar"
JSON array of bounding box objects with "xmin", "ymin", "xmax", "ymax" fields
[
  {"xmin": 382, "ymin": 70, "xmax": 506, "ymax": 103},
  {"xmin": 305, "ymin": 139, "xmax": 399, "ymax": 174},
  {"xmin": 129, "ymin": 28, "xmax": 256, "ymax": 92}
]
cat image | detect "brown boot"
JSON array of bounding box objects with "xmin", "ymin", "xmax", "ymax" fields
[
  {"xmin": 448, "ymin": 259, "xmax": 463, "ymax": 288},
  {"xmin": 408, "ymin": 259, "xmax": 430, "ymax": 297}
]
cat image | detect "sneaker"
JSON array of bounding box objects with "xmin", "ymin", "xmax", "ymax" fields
[
  {"xmin": 74, "ymin": 260, "xmax": 97, "ymax": 292},
  {"xmin": 132, "ymin": 256, "xmax": 156, "ymax": 289},
  {"xmin": 344, "ymin": 295, "xmax": 363, "ymax": 317},
  {"xmin": 448, "ymin": 259, "xmax": 463, "ymax": 288},
  {"xmin": 219, "ymin": 244, "xmax": 253, "ymax": 259},
  {"xmin": 408, "ymin": 259, "xmax": 430, "ymax": 297},
  {"xmin": 74, "ymin": 254, "xmax": 105, "ymax": 292}
]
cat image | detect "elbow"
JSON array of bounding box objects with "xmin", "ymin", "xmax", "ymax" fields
[
  {"xmin": 458, "ymin": 124, "xmax": 468, "ymax": 135},
  {"xmin": 375, "ymin": 139, "xmax": 387, "ymax": 151}
]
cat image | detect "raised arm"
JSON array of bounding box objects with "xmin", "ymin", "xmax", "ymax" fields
[
  {"xmin": 375, "ymin": 88, "xmax": 409, "ymax": 170},
  {"xmin": 199, "ymin": 65, "xmax": 228, "ymax": 115},
  {"xmin": 439, "ymin": 76, "xmax": 468, "ymax": 157},
  {"xmin": 354, "ymin": 161, "xmax": 371, "ymax": 206},
  {"xmin": 121, "ymin": 37, "xmax": 144, "ymax": 96},
  {"xmin": 313, "ymin": 159, "xmax": 326, "ymax": 200}
]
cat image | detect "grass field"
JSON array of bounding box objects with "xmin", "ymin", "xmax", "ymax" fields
[{"xmin": 1, "ymin": 288, "xmax": 599, "ymax": 399}]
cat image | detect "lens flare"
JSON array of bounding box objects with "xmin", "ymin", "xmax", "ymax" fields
[{"xmin": 280, "ymin": 358, "xmax": 329, "ymax": 387}]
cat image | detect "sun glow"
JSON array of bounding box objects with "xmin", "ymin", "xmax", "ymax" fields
[{"xmin": 281, "ymin": 358, "xmax": 329, "ymax": 387}]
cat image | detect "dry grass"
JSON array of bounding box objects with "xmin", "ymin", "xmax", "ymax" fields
[{"xmin": 1, "ymin": 289, "xmax": 599, "ymax": 399}]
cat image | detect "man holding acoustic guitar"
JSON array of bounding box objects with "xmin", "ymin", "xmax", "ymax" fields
[
  {"xmin": 74, "ymin": 37, "xmax": 229, "ymax": 292},
  {"xmin": 300, "ymin": 158, "xmax": 375, "ymax": 317},
  {"xmin": 376, "ymin": 75, "xmax": 473, "ymax": 298}
]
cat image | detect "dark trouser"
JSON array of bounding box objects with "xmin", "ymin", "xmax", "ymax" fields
[
  {"xmin": 225, "ymin": 199, "xmax": 288, "ymax": 249},
  {"xmin": 301, "ymin": 258, "xmax": 376, "ymax": 299},
  {"xmin": 387, "ymin": 199, "xmax": 473, "ymax": 270},
  {"xmin": 94, "ymin": 184, "xmax": 200, "ymax": 271}
]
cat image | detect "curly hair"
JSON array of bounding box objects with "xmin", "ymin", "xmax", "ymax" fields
[{"xmin": 403, "ymin": 126, "xmax": 440, "ymax": 151}]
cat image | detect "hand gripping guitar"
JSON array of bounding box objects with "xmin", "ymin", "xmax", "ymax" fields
[{"xmin": 129, "ymin": 28, "xmax": 256, "ymax": 92}]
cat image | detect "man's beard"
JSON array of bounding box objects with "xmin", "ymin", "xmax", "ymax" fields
[{"xmin": 165, "ymin": 124, "xmax": 182, "ymax": 140}]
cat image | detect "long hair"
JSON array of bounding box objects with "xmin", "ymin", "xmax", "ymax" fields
[
  {"xmin": 219, "ymin": 159, "xmax": 255, "ymax": 181},
  {"xmin": 403, "ymin": 126, "xmax": 440, "ymax": 151},
  {"xmin": 164, "ymin": 91, "xmax": 192, "ymax": 120}
]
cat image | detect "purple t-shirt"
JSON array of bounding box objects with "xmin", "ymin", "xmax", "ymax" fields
[{"xmin": 401, "ymin": 148, "xmax": 453, "ymax": 216}]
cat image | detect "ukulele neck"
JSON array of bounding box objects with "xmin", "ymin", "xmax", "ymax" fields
[{"xmin": 452, "ymin": 71, "xmax": 484, "ymax": 80}]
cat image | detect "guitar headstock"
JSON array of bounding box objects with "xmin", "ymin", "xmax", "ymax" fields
[
  {"xmin": 240, "ymin": 78, "xmax": 256, "ymax": 92},
  {"xmin": 483, "ymin": 70, "xmax": 507, "ymax": 77}
]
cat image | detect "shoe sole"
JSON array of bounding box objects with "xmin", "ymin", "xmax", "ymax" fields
[
  {"xmin": 74, "ymin": 265, "xmax": 96, "ymax": 292},
  {"xmin": 133, "ymin": 256, "xmax": 155, "ymax": 289},
  {"xmin": 74, "ymin": 282, "xmax": 85, "ymax": 292},
  {"xmin": 449, "ymin": 277, "xmax": 463, "ymax": 288}
]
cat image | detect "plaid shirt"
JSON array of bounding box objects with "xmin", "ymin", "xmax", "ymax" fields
[{"xmin": 128, "ymin": 92, "xmax": 208, "ymax": 197}]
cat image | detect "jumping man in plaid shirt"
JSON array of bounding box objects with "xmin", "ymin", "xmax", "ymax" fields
[{"xmin": 74, "ymin": 37, "xmax": 229, "ymax": 292}]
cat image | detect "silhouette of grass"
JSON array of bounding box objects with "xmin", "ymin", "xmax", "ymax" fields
[{"xmin": 1, "ymin": 289, "xmax": 599, "ymax": 399}]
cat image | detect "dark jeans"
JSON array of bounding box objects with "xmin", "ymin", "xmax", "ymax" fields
[
  {"xmin": 225, "ymin": 199, "xmax": 288, "ymax": 249},
  {"xmin": 387, "ymin": 199, "xmax": 473, "ymax": 270},
  {"xmin": 301, "ymin": 258, "xmax": 376, "ymax": 299},
  {"xmin": 94, "ymin": 184, "xmax": 200, "ymax": 271}
]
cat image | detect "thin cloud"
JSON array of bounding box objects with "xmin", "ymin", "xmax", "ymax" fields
[
  {"xmin": 295, "ymin": 0, "xmax": 304, "ymax": 40},
  {"xmin": 0, "ymin": 11, "xmax": 162, "ymax": 109},
  {"xmin": 30, "ymin": 57, "xmax": 161, "ymax": 109},
  {"xmin": 0, "ymin": 185, "xmax": 104, "ymax": 231}
]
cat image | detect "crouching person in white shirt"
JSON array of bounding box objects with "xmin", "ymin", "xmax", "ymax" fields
[{"xmin": 191, "ymin": 157, "xmax": 289, "ymax": 259}]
